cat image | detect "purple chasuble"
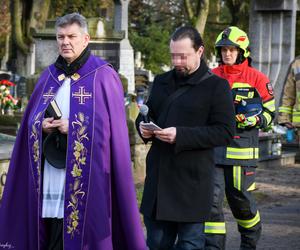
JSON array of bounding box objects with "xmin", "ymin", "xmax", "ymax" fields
[{"xmin": 0, "ymin": 55, "xmax": 146, "ymax": 250}]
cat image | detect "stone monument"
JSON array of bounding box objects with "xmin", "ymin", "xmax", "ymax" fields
[
  {"xmin": 250, "ymin": 0, "xmax": 300, "ymax": 164},
  {"xmin": 114, "ymin": 0, "xmax": 135, "ymax": 94},
  {"xmin": 31, "ymin": 0, "xmax": 135, "ymax": 94},
  {"xmin": 249, "ymin": 0, "xmax": 299, "ymax": 108}
]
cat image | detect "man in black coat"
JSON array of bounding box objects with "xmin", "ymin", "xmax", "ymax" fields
[{"xmin": 135, "ymin": 26, "xmax": 235, "ymax": 250}]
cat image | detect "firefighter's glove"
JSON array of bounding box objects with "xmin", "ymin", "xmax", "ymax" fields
[{"xmin": 236, "ymin": 114, "xmax": 260, "ymax": 128}]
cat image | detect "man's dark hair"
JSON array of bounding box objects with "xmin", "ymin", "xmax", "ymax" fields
[{"xmin": 171, "ymin": 26, "xmax": 204, "ymax": 51}]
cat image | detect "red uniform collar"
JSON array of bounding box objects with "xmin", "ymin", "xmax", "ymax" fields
[{"xmin": 222, "ymin": 59, "xmax": 249, "ymax": 75}]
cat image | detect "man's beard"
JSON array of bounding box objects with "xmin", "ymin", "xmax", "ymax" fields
[{"xmin": 174, "ymin": 67, "xmax": 189, "ymax": 78}]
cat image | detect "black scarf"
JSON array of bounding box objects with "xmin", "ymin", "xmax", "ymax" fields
[{"xmin": 54, "ymin": 47, "xmax": 91, "ymax": 76}]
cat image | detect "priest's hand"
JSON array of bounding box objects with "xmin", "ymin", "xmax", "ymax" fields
[
  {"xmin": 52, "ymin": 119, "xmax": 69, "ymax": 134},
  {"xmin": 42, "ymin": 117, "xmax": 56, "ymax": 134},
  {"xmin": 154, "ymin": 127, "xmax": 176, "ymax": 144}
]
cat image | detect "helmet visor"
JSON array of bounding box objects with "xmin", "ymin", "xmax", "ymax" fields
[{"xmin": 215, "ymin": 39, "xmax": 239, "ymax": 48}]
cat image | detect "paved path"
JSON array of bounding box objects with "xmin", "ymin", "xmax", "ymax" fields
[
  {"xmin": 225, "ymin": 162, "xmax": 300, "ymax": 250},
  {"xmin": 225, "ymin": 200, "xmax": 300, "ymax": 249}
]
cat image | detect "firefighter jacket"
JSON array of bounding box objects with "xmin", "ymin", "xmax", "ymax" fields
[
  {"xmin": 278, "ymin": 56, "xmax": 300, "ymax": 126},
  {"xmin": 213, "ymin": 59, "xmax": 276, "ymax": 166}
]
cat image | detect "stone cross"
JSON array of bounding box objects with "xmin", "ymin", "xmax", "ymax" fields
[{"xmin": 114, "ymin": 0, "xmax": 129, "ymax": 39}]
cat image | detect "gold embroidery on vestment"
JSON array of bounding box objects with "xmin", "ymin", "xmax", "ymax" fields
[
  {"xmin": 58, "ymin": 74, "xmax": 66, "ymax": 81},
  {"xmin": 71, "ymin": 73, "xmax": 80, "ymax": 81},
  {"xmin": 42, "ymin": 87, "xmax": 55, "ymax": 104},
  {"xmin": 72, "ymin": 86, "xmax": 92, "ymax": 105},
  {"xmin": 30, "ymin": 111, "xmax": 43, "ymax": 192},
  {"xmin": 67, "ymin": 112, "xmax": 89, "ymax": 238}
]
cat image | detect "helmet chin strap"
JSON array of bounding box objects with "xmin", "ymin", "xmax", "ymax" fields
[{"xmin": 235, "ymin": 50, "xmax": 246, "ymax": 64}]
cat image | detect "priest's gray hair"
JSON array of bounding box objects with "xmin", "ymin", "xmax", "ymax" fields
[{"xmin": 55, "ymin": 13, "xmax": 88, "ymax": 34}]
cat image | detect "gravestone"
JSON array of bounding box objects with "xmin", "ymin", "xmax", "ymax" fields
[
  {"xmin": 0, "ymin": 133, "xmax": 15, "ymax": 200},
  {"xmin": 31, "ymin": 0, "xmax": 135, "ymax": 93},
  {"xmin": 32, "ymin": 19, "xmax": 122, "ymax": 74},
  {"xmin": 249, "ymin": 0, "xmax": 299, "ymax": 108},
  {"xmin": 250, "ymin": 0, "xmax": 300, "ymax": 165},
  {"xmin": 16, "ymin": 76, "xmax": 27, "ymax": 98},
  {"xmin": 114, "ymin": 0, "xmax": 135, "ymax": 93}
]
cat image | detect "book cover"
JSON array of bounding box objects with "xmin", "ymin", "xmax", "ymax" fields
[{"xmin": 45, "ymin": 100, "xmax": 62, "ymax": 119}]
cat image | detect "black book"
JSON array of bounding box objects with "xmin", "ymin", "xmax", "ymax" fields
[{"xmin": 45, "ymin": 100, "xmax": 62, "ymax": 119}]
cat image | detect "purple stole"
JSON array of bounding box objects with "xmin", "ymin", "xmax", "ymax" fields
[{"xmin": 28, "ymin": 56, "xmax": 107, "ymax": 249}]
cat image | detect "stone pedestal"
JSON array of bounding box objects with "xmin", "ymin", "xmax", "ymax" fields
[
  {"xmin": 0, "ymin": 113, "xmax": 23, "ymax": 136},
  {"xmin": 132, "ymin": 143, "xmax": 149, "ymax": 184},
  {"xmin": 119, "ymin": 39, "xmax": 135, "ymax": 93},
  {"xmin": 127, "ymin": 104, "xmax": 147, "ymax": 184},
  {"xmin": 259, "ymin": 132, "xmax": 282, "ymax": 160}
]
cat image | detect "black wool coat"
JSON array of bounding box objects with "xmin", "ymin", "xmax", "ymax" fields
[{"xmin": 136, "ymin": 60, "xmax": 235, "ymax": 222}]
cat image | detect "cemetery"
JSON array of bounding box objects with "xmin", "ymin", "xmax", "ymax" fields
[
  {"xmin": 0, "ymin": 0, "xmax": 300, "ymax": 248},
  {"xmin": 1, "ymin": 0, "xmax": 299, "ymax": 186}
]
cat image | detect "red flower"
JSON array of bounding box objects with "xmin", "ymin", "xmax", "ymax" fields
[
  {"xmin": 0, "ymin": 79, "xmax": 15, "ymax": 86},
  {"xmin": 7, "ymin": 94, "xmax": 13, "ymax": 100}
]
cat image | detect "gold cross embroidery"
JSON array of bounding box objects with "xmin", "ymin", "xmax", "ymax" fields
[
  {"xmin": 43, "ymin": 87, "xmax": 55, "ymax": 104},
  {"xmin": 72, "ymin": 86, "xmax": 92, "ymax": 105}
]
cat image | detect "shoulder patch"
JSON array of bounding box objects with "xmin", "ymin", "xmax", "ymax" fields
[{"xmin": 266, "ymin": 83, "xmax": 274, "ymax": 95}]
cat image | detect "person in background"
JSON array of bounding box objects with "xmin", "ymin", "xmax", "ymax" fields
[
  {"xmin": 135, "ymin": 26, "xmax": 235, "ymax": 250},
  {"xmin": 204, "ymin": 26, "xmax": 275, "ymax": 250},
  {"xmin": 278, "ymin": 56, "xmax": 300, "ymax": 139},
  {"xmin": 0, "ymin": 12, "xmax": 146, "ymax": 250}
]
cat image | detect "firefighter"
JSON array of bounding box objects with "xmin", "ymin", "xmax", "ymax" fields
[
  {"xmin": 204, "ymin": 26, "xmax": 276, "ymax": 250},
  {"xmin": 278, "ymin": 56, "xmax": 300, "ymax": 135}
]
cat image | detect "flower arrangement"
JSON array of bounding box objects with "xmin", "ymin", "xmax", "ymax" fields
[{"xmin": 0, "ymin": 79, "xmax": 18, "ymax": 113}]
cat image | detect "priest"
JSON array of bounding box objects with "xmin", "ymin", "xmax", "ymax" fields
[{"xmin": 0, "ymin": 13, "xmax": 146, "ymax": 250}]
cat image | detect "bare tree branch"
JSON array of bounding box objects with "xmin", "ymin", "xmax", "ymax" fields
[
  {"xmin": 184, "ymin": 0, "xmax": 194, "ymax": 21},
  {"xmin": 195, "ymin": 0, "xmax": 209, "ymax": 36},
  {"xmin": 184, "ymin": 0, "xmax": 209, "ymax": 36},
  {"xmin": 12, "ymin": 0, "xmax": 29, "ymax": 54}
]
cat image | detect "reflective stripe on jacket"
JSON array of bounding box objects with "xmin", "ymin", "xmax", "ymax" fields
[
  {"xmin": 278, "ymin": 56, "xmax": 300, "ymax": 126},
  {"xmin": 212, "ymin": 59, "xmax": 275, "ymax": 166}
]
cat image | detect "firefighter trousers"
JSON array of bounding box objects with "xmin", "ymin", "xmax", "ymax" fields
[{"xmin": 204, "ymin": 165, "xmax": 261, "ymax": 250}]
